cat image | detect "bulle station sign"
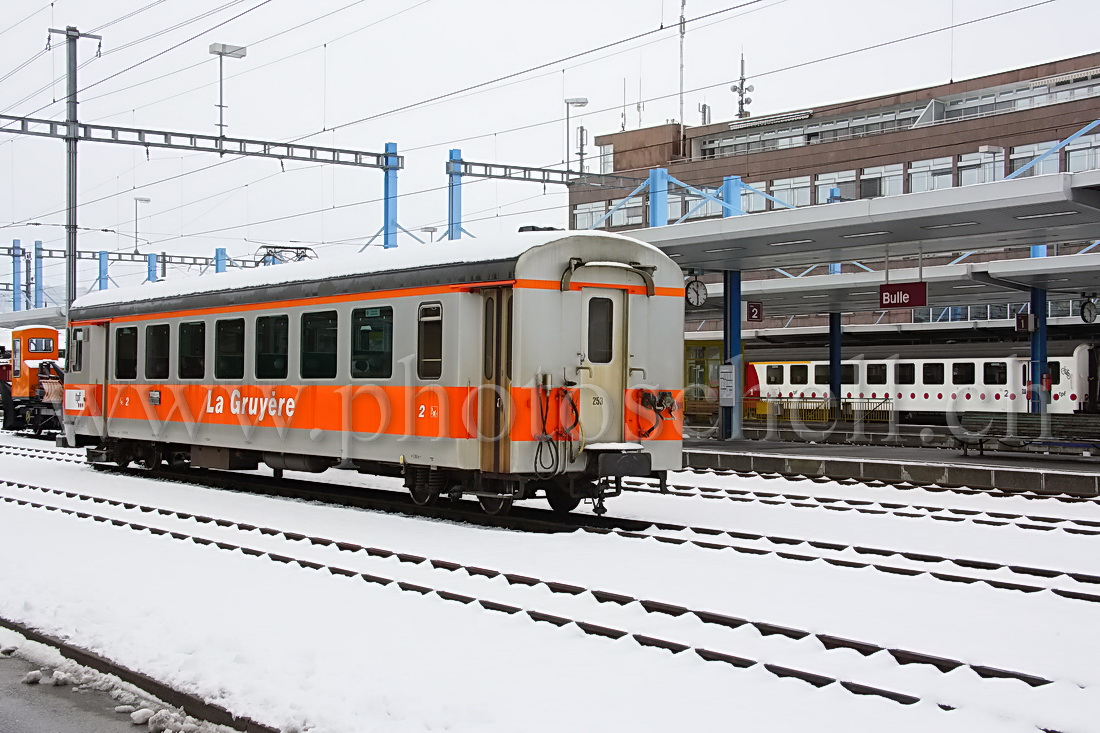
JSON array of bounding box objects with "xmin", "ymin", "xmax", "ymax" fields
[{"xmin": 879, "ymin": 281, "xmax": 927, "ymax": 309}]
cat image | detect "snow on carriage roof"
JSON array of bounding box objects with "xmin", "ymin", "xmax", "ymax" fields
[{"xmin": 71, "ymin": 230, "xmax": 655, "ymax": 310}]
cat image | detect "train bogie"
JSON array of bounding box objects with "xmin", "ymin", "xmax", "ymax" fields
[{"xmin": 65, "ymin": 231, "xmax": 685, "ymax": 514}]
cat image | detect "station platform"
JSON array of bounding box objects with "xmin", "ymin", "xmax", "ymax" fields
[{"xmin": 682, "ymin": 438, "xmax": 1100, "ymax": 496}]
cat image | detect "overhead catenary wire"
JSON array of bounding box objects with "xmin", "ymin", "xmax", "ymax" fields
[{"xmin": 0, "ymin": 0, "xmax": 1066, "ymax": 257}]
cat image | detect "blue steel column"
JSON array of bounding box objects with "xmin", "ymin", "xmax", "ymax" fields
[
  {"xmin": 34, "ymin": 241, "xmax": 43, "ymax": 307},
  {"xmin": 647, "ymin": 168, "xmax": 669, "ymax": 228},
  {"xmin": 447, "ymin": 148, "xmax": 462, "ymax": 241},
  {"xmin": 720, "ymin": 175, "xmax": 743, "ymax": 440},
  {"xmin": 12, "ymin": 240, "xmax": 22, "ymax": 311},
  {"xmin": 215, "ymin": 248, "xmax": 227, "ymax": 273},
  {"xmin": 97, "ymin": 251, "xmax": 108, "ymax": 290},
  {"xmin": 383, "ymin": 142, "xmax": 398, "ymax": 249},
  {"xmin": 1030, "ymin": 244, "xmax": 1048, "ymax": 414},
  {"xmin": 147, "ymin": 253, "xmax": 158, "ymax": 283},
  {"xmin": 23, "ymin": 246, "xmax": 31, "ymax": 309},
  {"xmin": 828, "ymin": 261, "xmax": 842, "ymax": 412}
]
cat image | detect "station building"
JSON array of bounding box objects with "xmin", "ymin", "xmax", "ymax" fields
[{"xmin": 568, "ymin": 52, "xmax": 1100, "ymax": 430}]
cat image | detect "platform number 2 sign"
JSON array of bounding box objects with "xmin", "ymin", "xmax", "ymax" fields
[{"xmin": 747, "ymin": 302, "xmax": 764, "ymax": 323}]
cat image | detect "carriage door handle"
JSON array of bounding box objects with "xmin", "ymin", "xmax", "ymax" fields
[
  {"xmin": 575, "ymin": 365, "xmax": 592, "ymax": 377},
  {"xmin": 629, "ymin": 367, "xmax": 647, "ymax": 380}
]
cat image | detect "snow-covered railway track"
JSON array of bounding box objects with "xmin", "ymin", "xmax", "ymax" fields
[
  {"xmin": 586, "ymin": 517, "xmax": 1100, "ymax": 603},
  {"xmin": 622, "ymin": 478, "xmax": 1100, "ymax": 536},
  {"xmin": 0, "ymin": 481, "xmax": 1083, "ymax": 726},
  {"xmin": 686, "ymin": 466, "xmax": 1100, "ymax": 505}
]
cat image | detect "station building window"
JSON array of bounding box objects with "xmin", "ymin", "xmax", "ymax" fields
[
  {"xmin": 924, "ymin": 363, "xmax": 945, "ymax": 385},
  {"xmin": 145, "ymin": 324, "xmax": 170, "ymax": 380},
  {"xmin": 215, "ymin": 319, "xmax": 245, "ymax": 380},
  {"xmin": 573, "ymin": 201, "xmax": 605, "ymax": 229},
  {"xmin": 895, "ymin": 363, "xmax": 916, "ymax": 385},
  {"xmin": 908, "ymin": 158, "xmax": 952, "ymax": 192},
  {"xmin": 815, "ymin": 170, "xmax": 856, "ymax": 204},
  {"xmin": 1067, "ymin": 133, "xmax": 1100, "ymax": 173},
  {"xmin": 959, "ymin": 151, "xmax": 1004, "ymax": 186},
  {"xmin": 983, "ymin": 361, "xmax": 1008, "ymax": 385},
  {"xmin": 418, "ymin": 303, "xmax": 444, "ymax": 379},
  {"xmin": 860, "ymin": 164, "xmax": 903, "ymax": 198},
  {"xmin": 351, "ymin": 307, "xmax": 393, "ymax": 379},
  {"xmin": 741, "ymin": 182, "xmax": 767, "ymax": 213},
  {"xmin": 178, "ymin": 322, "xmax": 206, "ymax": 380},
  {"xmin": 1010, "ymin": 142, "xmax": 1059, "ymax": 177},
  {"xmin": 256, "ymin": 315, "xmax": 289, "ymax": 380},
  {"xmin": 769, "ymin": 176, "xmax": 811, "ymax": 208},
  {"xmin": 952, "ymin": 362, "xmax": 975, "ymax": 385},
  {"xmin": 115, "ymin": 327, "xmax": 138, "ymax": 380},
  {"xmin": 301, "ymin": 311, "xmax": 338, "ymax": 379}
]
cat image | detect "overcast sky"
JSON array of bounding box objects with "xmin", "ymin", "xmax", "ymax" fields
[{"xmin": 0, "ymin": 0, "xmax": 1096, "ymax": 298}]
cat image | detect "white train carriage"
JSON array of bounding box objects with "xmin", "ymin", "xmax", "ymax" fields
[
  {"xmin": 749, "ymin": 341, "xmax": 1098, "ymax": 420},
  {"xmin": 63, "ymin": 231, "xmax": 685, "ymax": 514}
]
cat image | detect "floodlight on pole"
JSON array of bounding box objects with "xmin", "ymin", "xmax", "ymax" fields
[
  {"xmin": 209, "ymin": 43, "xmax": 247, "ymax": 142},
  {"xmin": 564, "ymin": 97, "xmax": 588, "ymax": 171},
  {"xmin": 133, "ymin": 197, "xmax": 151, "ymax": 253},
  {"xmin": 420, "ymin": 226, "xmax": 438, "ymax": 242}
]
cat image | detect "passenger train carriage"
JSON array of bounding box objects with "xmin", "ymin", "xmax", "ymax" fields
[
  {"xmin": 63, "ymin": 231, "xmax": 685, "ymax": 514},
  {"xmin": 744, "ymin": 341, "xmax": 1099, "ymax": 421}
]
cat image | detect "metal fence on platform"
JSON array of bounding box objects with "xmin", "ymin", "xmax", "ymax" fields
[{"xmin": 742, "ymin": 397, "xmax": 894, "ymax": 424}]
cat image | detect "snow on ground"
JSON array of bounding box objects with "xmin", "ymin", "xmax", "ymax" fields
[{"xmin": 1, "ymin": 433, "xmax": 1099, "ymax": 730}]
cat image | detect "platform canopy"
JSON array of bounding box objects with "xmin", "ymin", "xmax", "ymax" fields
[
  {"xmin": 707, "ymin": 251, "xmax": 1100, "ymax": 316},
  {"xmin": 0, "ymin": 306, "xmax": 66, "ymax": 330},
  {"xmin": 633, "ymin": 170, "xmax": 1100, "ymax": 272}
]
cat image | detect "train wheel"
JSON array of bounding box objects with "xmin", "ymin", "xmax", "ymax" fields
[
  {"xmin": 545, "ymin": 486, "xmax": 581, "ymax": 514},
  {"xmin": 478, "ymin": 494, "xmax": 513, "ymax": 516},
  {"xmin": 410, "ymin": 483, "xmax": 440, "ymax": 507},
  {"xmin": 135, "ymin": 444, "xmax": 162, "ymax": 471}
]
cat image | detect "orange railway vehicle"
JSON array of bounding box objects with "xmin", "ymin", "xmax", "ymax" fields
[{"xmin": 0, "ymin": 326, "xmax": 64, "ymax": 433}]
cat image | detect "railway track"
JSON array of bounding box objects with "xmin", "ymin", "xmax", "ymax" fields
[
  {"xmin": 3, "ymin": 443, "xmax": 1098, "ymax": 604},
  {"xmin": 621, "ymin": 477, "xmax": 1100, "ymax": 536},
  {"xmin": 0, "ymin": 480, "xmax": 1084, "ymax": 727}
]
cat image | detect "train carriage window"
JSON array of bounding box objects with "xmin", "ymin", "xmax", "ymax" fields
[
  {"xmin": 301, "ymin": 311, "xmax": 338, "ymax": 379},
  {"xmin": 70, "ymin": 328, "xmax": 84, "ymax": 373},
  {"xmin": 983, "ymin": 361, "xmax": 1008, "ymax": 385},
  {"xmin": 952, "ymin": 362, "xmax": 975, "ymax": 385},
  {"xmin": 215, "ymin": 319, "xmax": 245, "ymax": 380},
  {"xmin": 12, "ymin": 338, "xmax": 21, "ymax": 378},
  {"xmin": 351, "ymin": 307, "xmax": 393, "ymax": 379},
  {"xmin": 1050, "ymin": 361, "xmax": 1061, "ymax": 385},
  {"xmin": 765, "ymin": 365, "xmax": 784, "ymax": 385},
  {"xmin": 587, "ymin": 298, "xmax": 614, "ymax": 364},
  {"xmin": 178, "ymin": 322, "xmax": 206, "ymax": 380},
  {"xmin": 790, "ymin": 364, "xmax": 808, "ymax": 385},
  {"xmin": 115, "ymin": 327, "xmax": 137, "ymax": 380},
  {"xmin": 505, "ymin": 293, "xmax": 513, "ymax": 381},
  {"xmin": 841, "ymin": 364, "xmax": 857, "ymax": 384},
  {"xmin": 814, "ymin": 364, "xmax": 829, "ymax": 385},
  {"xmin": 895, "ymin": 363, "xmax": 916, "ymax": 385},
  {"xmin": 417, "ymin": 303, "xmax": 443, "ymax": 380},
  {"xmin": 866, "ymin": 363, "xmax": 888, "ymax": 385},
  {"xmin": 256, "ymin": 315, "xmax": 289, "ymax": 380},
  {"xmin": 27, "ymin": 338, "xmax": 54, "ymax": 352},
  {"xmin": 145, "ymin": 325, "xmax": 170, "ymax": 380},
  {"xmin": 924, "ymin": 363, "xmax": 945, "ymax": 385},
  {"xmin": 483, "ymin": 297, "xmax": 495, "ymax": 380}
]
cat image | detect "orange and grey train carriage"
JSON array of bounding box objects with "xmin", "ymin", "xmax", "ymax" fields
[
  {"xmin": 0, "ymin": 325, "xmax": 64, "ymax": 433},
  {"xmin": 63, "ymin": 231, "xmax": 685, "ymax": 514}
]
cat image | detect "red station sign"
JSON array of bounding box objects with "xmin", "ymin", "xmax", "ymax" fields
[{"xmin": 879, "ymin": 282, "xmax": 927, "ymax": 309}]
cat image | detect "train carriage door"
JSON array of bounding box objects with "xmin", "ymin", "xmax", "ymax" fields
[
  {"xmin": 578, "ymin": 288, "xmax": 625, "ymax": 443},
  {"xmin": 480, "ymin": 288, "xmax": 513, "ymax": 473}
]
